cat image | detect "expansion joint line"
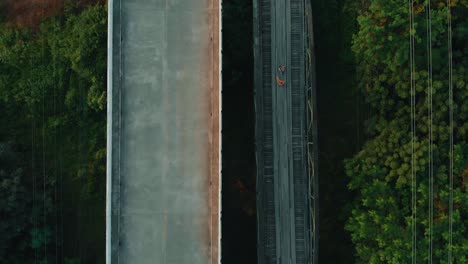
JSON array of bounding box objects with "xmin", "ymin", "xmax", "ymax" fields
[
  {"xmin": 447, "ymin": 0, "xmax": 454, "ymax": 263},
  {"xmin": 426, "ymin": 1, "xmax": 434, "ymax": 263}
]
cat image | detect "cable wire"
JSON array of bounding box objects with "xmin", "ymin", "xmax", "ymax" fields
[
  {"xmin": 409, "ymin": 0, "xmax": 417, "ymax": 263},
  {"xmin": 426, "ymin": 1, "xmax": 434, "ymax": 263},
  {"xmin": 53, "ymin": 19, "xmax": 58, "ymax": 264},
  {"xmin": 31, "ymin": 34, "xmax": 38, "ymax": 264},
  {"xmin": 31, "ymin": 3, "xmax": 38, "ymax": 263},
  {"xmin": 58, "ymin": 4, "xmax": 65, "ymax": 260},
  {"xmin": 447, "ymin": 0, "xmax": 454, "ymax": 262},
  {"xmin": 41, "ymin": 0, "xmax": 47, "ymax": 262}
]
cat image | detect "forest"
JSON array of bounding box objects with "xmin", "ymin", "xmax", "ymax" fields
[
  {"xmin": 1, "ymin": 1, "xmax": 107, "ymax": 262},
  {"xmin": 313, "ymin": 0, "xmax": 467, "ymax": 263},
  {"xmin": 345, "ymin": 0, "xmax": 467, "ymax": 262},
  {"xmin": 1, "ymin": 0, "xmax": 466, "ymax": 263}
]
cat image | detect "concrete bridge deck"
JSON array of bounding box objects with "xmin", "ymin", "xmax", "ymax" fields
[{"xmin": 106, "ymin": 0, "xmax": 220, "ymax": 263}]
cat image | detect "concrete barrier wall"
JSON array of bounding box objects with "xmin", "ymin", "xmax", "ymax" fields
[{"xmin": 107, "ymin": 0, "xmax": 220, "ymax": 263}]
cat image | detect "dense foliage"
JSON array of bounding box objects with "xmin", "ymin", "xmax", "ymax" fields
[
  {"xmin": 0, "ymin": 143, "xmax": 33, "ymax": 263},
  {"xmin": 0, "ymin": 4, "xmax": 107, "ymax": 263},
  {"xmin": 345, "ymin": 1, "xmax": 467, "ymax": 263}
]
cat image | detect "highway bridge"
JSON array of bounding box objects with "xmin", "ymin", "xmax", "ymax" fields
[
  {"xmin": 107, "ymin": 0, "xmax": 220, "ymax": 263},
  {"xmin": 254, "ymin": 0, "xmax": 318, "ymax": 263}
]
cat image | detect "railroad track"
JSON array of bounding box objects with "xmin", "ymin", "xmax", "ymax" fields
[{"xmin": 254, "ymin": 0, "xmax": 317, "ymax": 263}]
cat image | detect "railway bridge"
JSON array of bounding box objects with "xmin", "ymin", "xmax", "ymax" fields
[{"xmin": 254, "ymin": 0, "xmax": 318, "ymax": 263}]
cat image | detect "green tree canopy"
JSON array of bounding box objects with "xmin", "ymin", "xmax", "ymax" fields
[
  {"xmin": 346, "ymin": 1, "xmax": 467, "ymax": 263},
  {"xmin": 0, "ymin": 3, "xmax": 107, "ymax": 262}
]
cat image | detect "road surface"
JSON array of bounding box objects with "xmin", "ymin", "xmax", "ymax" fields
[{"xmin": 106, "ymin": 0, "xmax": 220, "ymax": 263}]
